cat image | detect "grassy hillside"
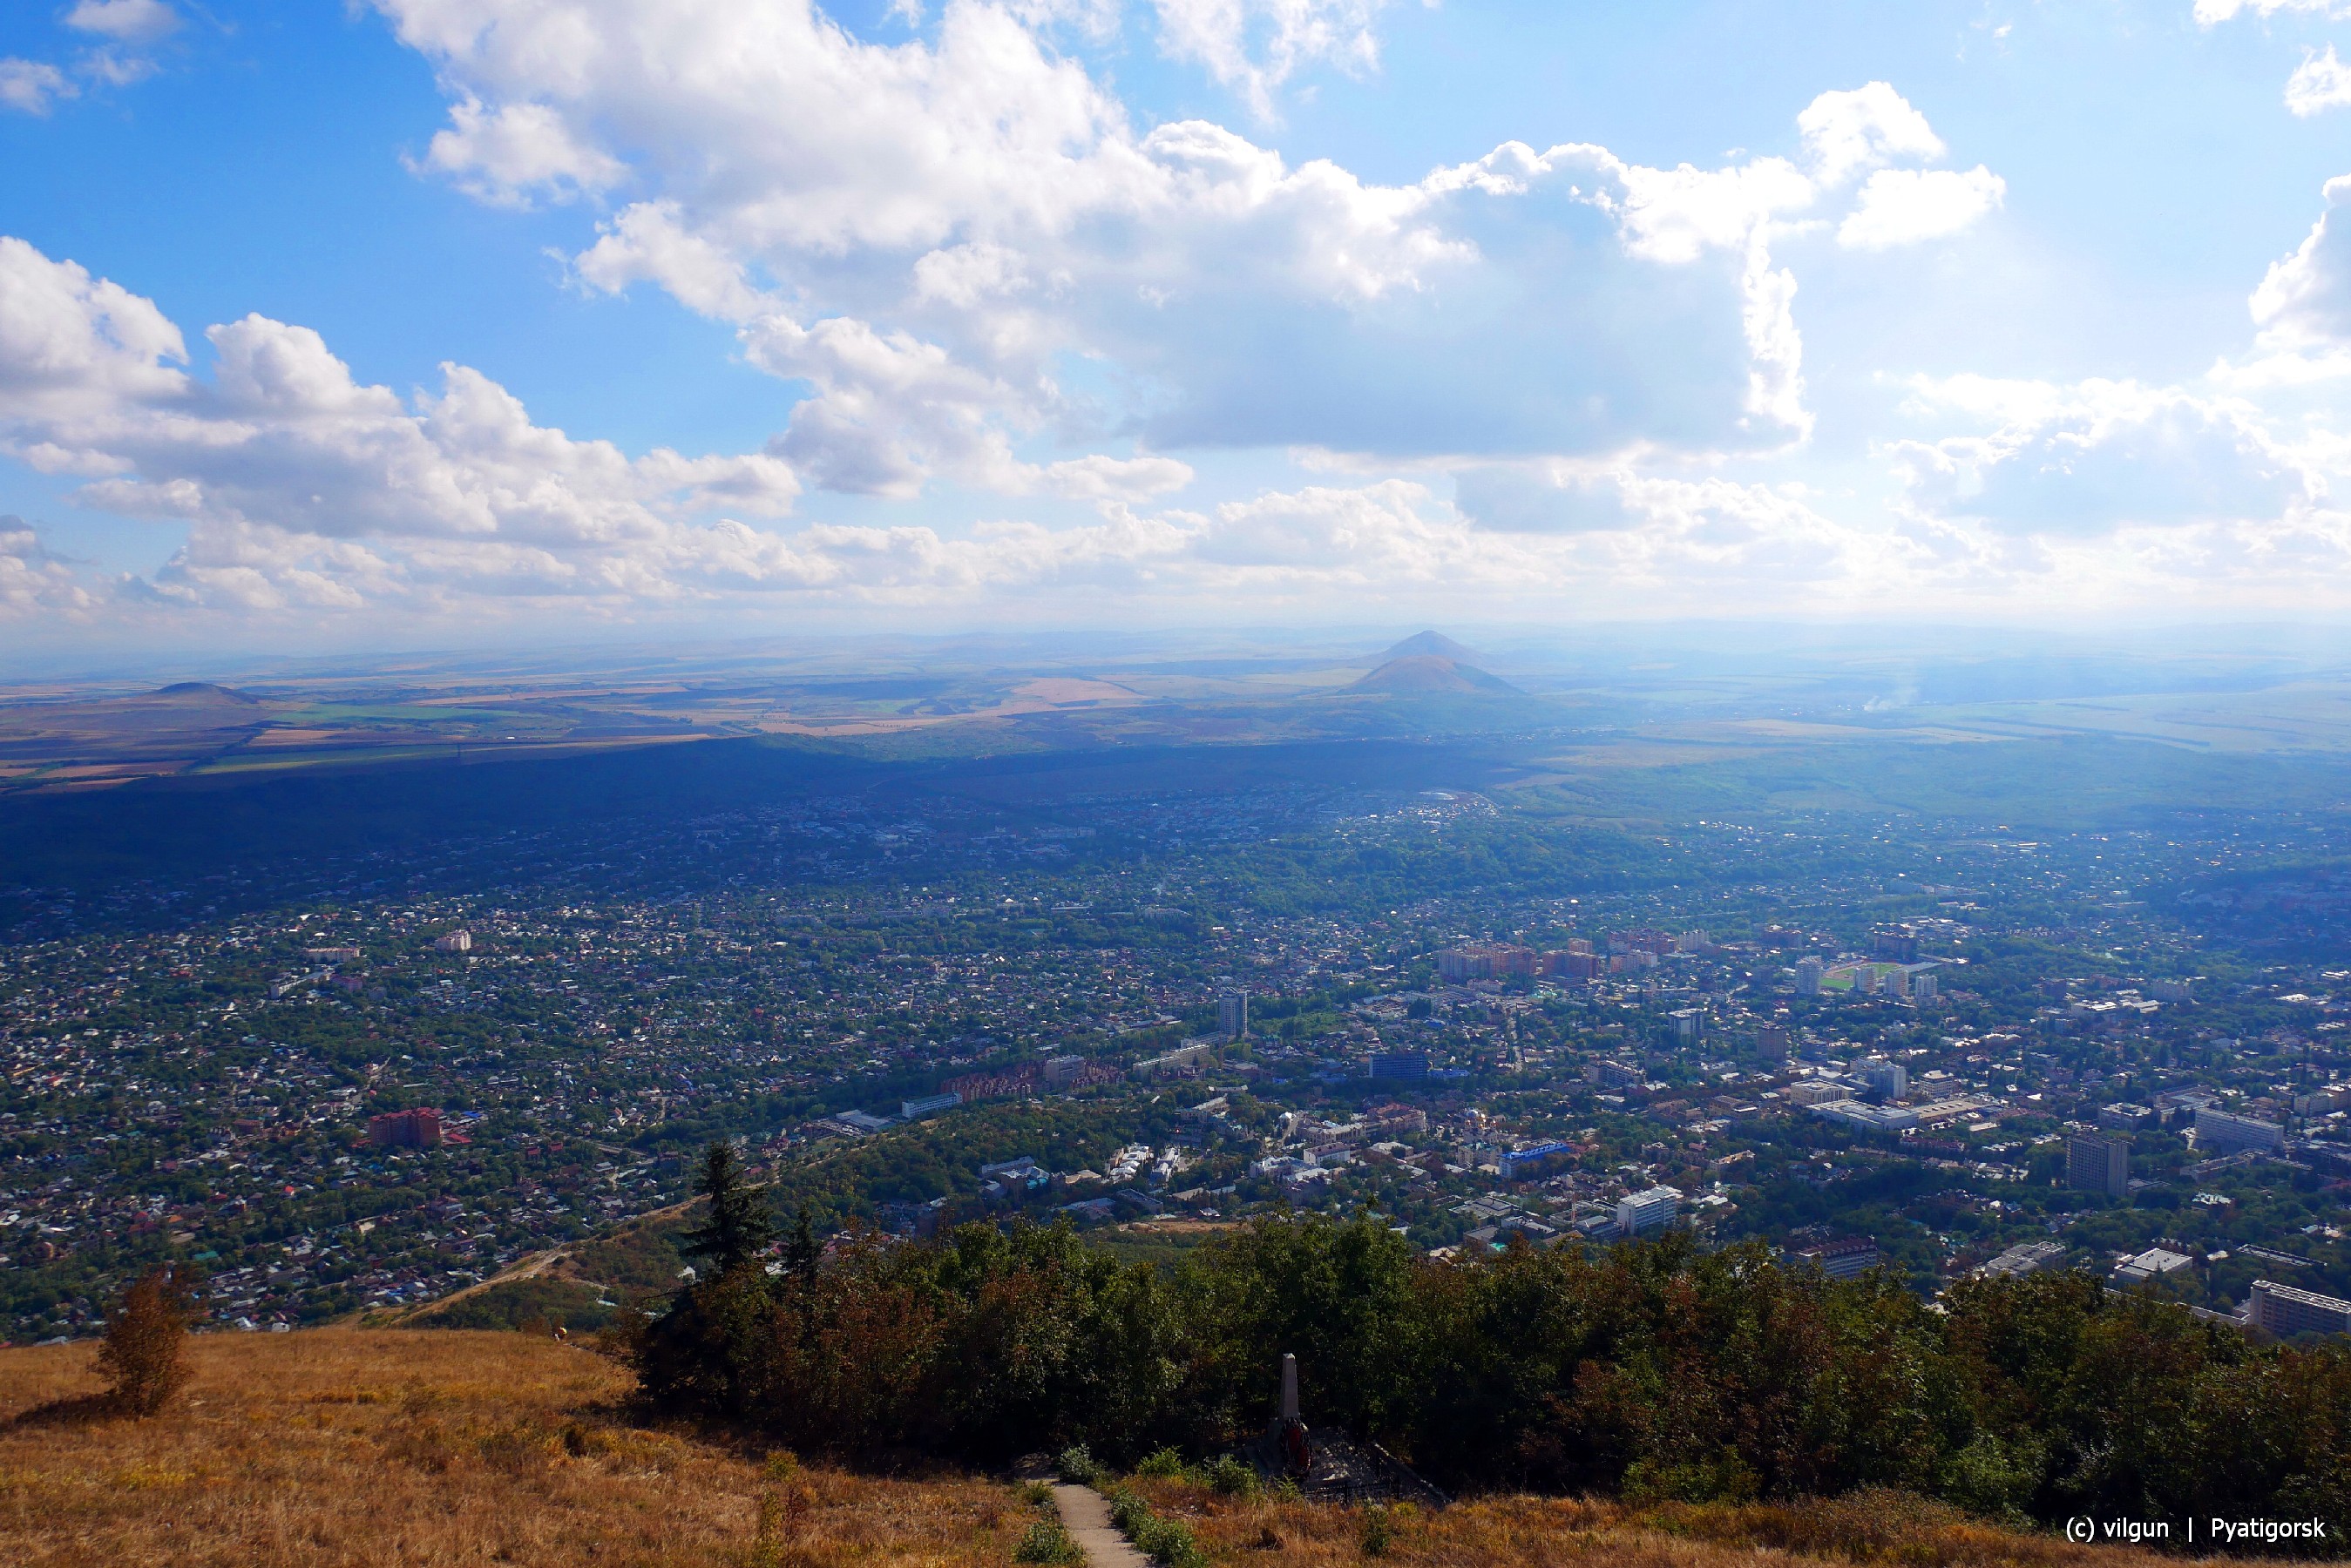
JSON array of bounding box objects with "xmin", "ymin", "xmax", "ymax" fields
[
  {"xmin": 0, "ymin": 1327, "xmax": 2290, "ymax": 1568},
  {"xmin": 0, "ymin": 1329, "xmax": 1005, "ymax": 1567}
]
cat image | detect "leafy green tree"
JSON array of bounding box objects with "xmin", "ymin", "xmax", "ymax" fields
[{"xmin": 630, "ymin": 1216, "xmax": 2351, "ymax": 1544}]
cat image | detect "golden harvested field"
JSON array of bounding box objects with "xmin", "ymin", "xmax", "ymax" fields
[{"xmin": 0, "ymin": 1329, "xmax": 1006, "ymax": 1568}]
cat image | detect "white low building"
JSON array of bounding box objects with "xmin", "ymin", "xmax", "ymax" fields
[
  {"xmin": 1615, "ymin": 1185, "xmax": 1683, "ymax": 1238},
  {"xmin": 1810, "ymin": 1099, "xmax": 1918, "ymax": 1132}
]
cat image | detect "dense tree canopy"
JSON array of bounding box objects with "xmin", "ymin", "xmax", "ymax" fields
[{"xmin": 632, "ymin": 1211, "xmax": 2351, "ymax": 1549}]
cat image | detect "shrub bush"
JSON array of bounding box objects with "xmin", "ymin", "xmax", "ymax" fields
[
  {"xmin": 96, "ymin": 1265, "xmax": 196, "ymax": 1417},
  {"xmin": 1015, "ymin": 1518, "xmax": 1081, "ymax": 1565},
  {"xmin": 1105, "ymin": 1487, "xmax": 1148, "ymax": 1533},
  {"xmin": 1102, "ymin": 1489, "xmax": 1204, "ymax": 1568},
  {"xmin": 1133, "ymin": 1513, "xmax": 1204, "ymax": 1568},
  {"xmin": 1207, "ymin": 1453, "xmax": 1259, "ymax": 1497},
  {"xmin": 1132, "ymin": 1446, "xmax": 1188, "ymax": 1480}
]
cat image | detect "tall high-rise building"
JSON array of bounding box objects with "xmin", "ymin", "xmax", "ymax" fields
[
  {"xmin": 1542, "ymin": 950, "xmax": 1603, "ymax": 980},
  {"xmin": 1911, "ymin": 971, "xmax": 1939, "ymax": 1002},
  {"xmin": 368, "ymin": 1107, "xmax": 443, "ymax": 1149},
  {"xmin": 1436, "ymin": 949, "xmax": 1489, "ymax": 983},
  {"xmin": 2066, "ymin": 1131, "xmax": 2130, "ymax": 1197},
  {"xmin": 1217, "ymin": 989, "xmax": 1249, "ymax": 1039},
  {"xmin": 1872, "ymin": 929, "xmax": 1921, "ymax": 963},
  {"xmin": 1859, "ymin": 1058, "xmax": 1907, "ymax": 1101},
  {"xmin": 1795, "ymin": 956, "xmax": 1824, "ymax": 997}
]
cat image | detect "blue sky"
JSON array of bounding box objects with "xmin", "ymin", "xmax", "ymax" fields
[{"xmin": 2, "ymin": 0, "xmax": 2350, "ymax": 650}]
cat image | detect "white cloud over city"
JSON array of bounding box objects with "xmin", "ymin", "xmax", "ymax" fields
[
  {"xmin": 4, "ymin": 0, "xmax": 2351, "ymax": 635},
  {"xmin": 0, "ymin": 0, "xmax": 180, "ymax": 117}
]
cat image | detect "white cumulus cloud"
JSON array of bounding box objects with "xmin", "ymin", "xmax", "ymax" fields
[
  {"xmin": 1153, "ymin": 0, "xmax": 1392, "ymax": 119},
  {"xmin": 2250, "ymin": 173, "xmax": 2351, "ymax": 351},
  {"xmin": 1, "ymin": 1, "xmax": 180, "ymax": 120},
  {"xmin": 417, "ymin": 98, "xmax": 629, "ymax": 207},
  {"xmin": 0, "ymin": 233, "xmax": 1901, "ymax": 624},
  {"xmin": 1838, "ymin": 166, "xmax": 2006, "ymax": 249},
  {"xmin": 2288, "ymin": 45, "xmax": 2351, "ymax": 114},
  {"xmin": 0, "ymin": 59, "xmax": 76, "ymax": 116},
  {"xmin": 63, "ymin": 0, "xmax": 180, "ymax": 44},
  {"xmin": 382, "ymin": 2, "xmax": 1985, "ymax": 483},
  {"xmin": 0, "ymin": 236, "xmax": 188, "ymax": 417},
  {"xmin": 0, "ymin": 236, "xmax": 816, "ymax": 616},
  {"xmin": 1890, "ymin": 375, "xmax": 2314, "ymax": 535},
  {"xmin": 0, "ymin": 8, "xmax": 2096, "ymax": 629},
  {"xmin": 0, "ymin": 517, "xmax": 100, "ymax": 615},
  {"xmin": 1798, "ymin": 81, "xmax": 1944, "ymax": 186},
  {"xmin": 2195, "ymin": 0, "xmax": 2351, "ymax": 23}
]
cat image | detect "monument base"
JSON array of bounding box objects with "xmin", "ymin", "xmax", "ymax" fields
[{"xmin": 1244, "ymin": 1418, "xmax": 1446, "ymax": 1507}]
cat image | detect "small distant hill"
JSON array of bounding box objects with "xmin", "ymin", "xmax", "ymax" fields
[
  {"xmin": 151, "ymin": 682, "xmax": 261, "ymax": 706},
  {"xmin": 1368, "ymin": 630, "xmax": 1485, "ymax": 666},
  {"xmin": 1349, "ymin": 654, "xmax": 1521, "ymax": 696}
]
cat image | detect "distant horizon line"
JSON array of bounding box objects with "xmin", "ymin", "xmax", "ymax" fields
[{"xmin": 8, "ymin": 616, "xmax": 2351, "ymax": 695}]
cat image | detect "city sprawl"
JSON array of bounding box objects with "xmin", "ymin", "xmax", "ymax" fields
[{"xmin": 11, "ymin": 755, "xmax": 2351, "ymax": 1347}]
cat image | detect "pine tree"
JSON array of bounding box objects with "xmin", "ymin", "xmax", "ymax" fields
[
  {"xmin": 787, "ymin": 1204, "xmax": 820, "ymax": 1274},
  {"xmin": 678, "ymin": 1141, "xmax": 776, "ymax": 1279}
]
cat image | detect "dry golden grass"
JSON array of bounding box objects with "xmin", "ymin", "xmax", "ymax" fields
[
  {"xmin": 1128, "ymin": 1477, "xmax": 2287, "ymax": 1568},
  {"xmin": 0, "ymin": 1328, "xmax": 1015, "ymax": 1568},
  {"xmin": 0, "ymin": 1328, "xmax": 2306, "ymax": 1568}
]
